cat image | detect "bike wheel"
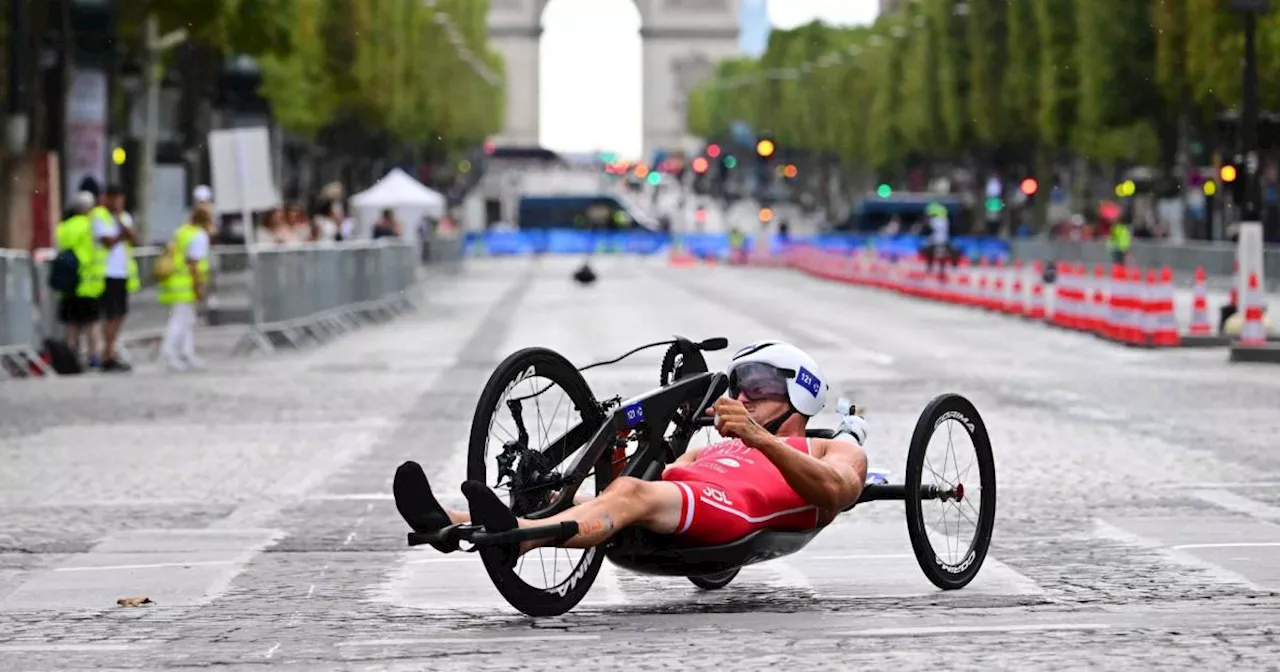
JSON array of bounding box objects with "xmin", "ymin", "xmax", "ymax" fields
[
  {"xmin": 688, "ymin": 569, "xmax": 739, "ymax": 591},
  {"xmin": 903, "ymin": 393, "xmax": 996, "ymax": 591},
  {"xmin": 467, "ymin": 347, "xmax": 611, "ymax": 617}
]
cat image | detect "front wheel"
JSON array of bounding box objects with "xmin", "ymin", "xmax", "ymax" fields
[
  {"xmin": 904, "ymin": 393, "xmax": 996, "ymax": 591},
  {"xmin": 467, "ymin": 347, "xmax": 610, "ymax": 617}
]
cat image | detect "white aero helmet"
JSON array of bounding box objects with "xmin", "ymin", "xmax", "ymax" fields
[{"xmin": 727, "ymin": 340, "xmax": 828, "ymax": 417}]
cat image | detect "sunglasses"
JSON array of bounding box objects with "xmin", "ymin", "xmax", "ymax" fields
[{"xmin": 728, "ymin": 362, "xmax": 795, "ymax": 402}]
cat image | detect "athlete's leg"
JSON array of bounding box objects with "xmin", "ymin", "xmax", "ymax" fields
[
  {"xmin": 505, "ymin": 476, "xmax": 683, "ymax": 554},
  {"xmin": 394, "ymin": 461, "xmax": 682, "ymax": 558}
]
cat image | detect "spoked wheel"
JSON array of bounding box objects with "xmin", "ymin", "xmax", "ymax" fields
[
  {"xmin": 904, "ymin": 393, "xmax": 996, "ymax": 591},
  {"xmin": 467, "ymin": 347, "xmax": 612, "ymax": 617},
  {"xmin": 688, "ymin": 569, "xmax": 740, "ymax": 590}
]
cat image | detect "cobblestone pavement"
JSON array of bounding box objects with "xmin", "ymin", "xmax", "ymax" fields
[{"xmin": 2, "ymin": 256, "xmax": 1280, "ymax": 670}]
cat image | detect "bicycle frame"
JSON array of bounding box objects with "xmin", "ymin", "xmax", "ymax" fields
[{"xmin": 521, "ymin": 371, "xmax": 725, "ymax": 521}]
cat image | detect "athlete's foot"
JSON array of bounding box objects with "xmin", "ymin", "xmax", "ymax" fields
[
  {"xmin": 460, "ymin": 480, "xmax": 519, "ymax": 568},
  {"xmin": 393, "ymin": 461, "xmax": 455, "ymax": 553}
]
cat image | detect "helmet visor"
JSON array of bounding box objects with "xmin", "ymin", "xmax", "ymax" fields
[{"xmin": 728, "ymin": 362, "xmax": 793, "ymax": 402}]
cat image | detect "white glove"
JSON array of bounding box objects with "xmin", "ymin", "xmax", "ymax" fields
[
  {"xmin": 842, "ymin": 414, "xmax": 869, "ymax": 446},
  {"xmin": 835, "ymin": 397, "xmax": 869, "ymax": 445}
]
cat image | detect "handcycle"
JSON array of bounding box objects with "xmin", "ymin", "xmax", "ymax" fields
[{"xmin": 406, "ymin": 336, "xmax": 997, "ymax": 617}]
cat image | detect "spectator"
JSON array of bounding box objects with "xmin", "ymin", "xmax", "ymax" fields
[
  {"xmin": 91, "ymin": 184, "xmax": 138, "ymax": 373},
  {"xmin": 158, "ymin": 204, "xmax": 214, "ymax": 372},
  {"xmin": 287, "ymin": 204, "xmax": 315, "ymax": 242},
  {"xmin": 314, "ymin": 202, "xmax": 342, "ymax": 241},
  {"xmin": 53, "ymin": 191, "xmax": 103, "ymax": 365},
  {"xmin": 373, "ymin": 208, "xmax": 402, "ymax": 239},
  {"xmin": 259, "ymin": 207, "xmax": 294, "ymax": 245}
]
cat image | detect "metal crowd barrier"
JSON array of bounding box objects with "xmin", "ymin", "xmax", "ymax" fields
[
  {"xmin": 0, "ymin": 250, "xmax": 51, "ymax": 377},
  {"xmin": 26, "ymin": 245, "xmax": 250, "ymax": 364},
  {"xmin": 1011, "ymin": 238, "xmax": 1280, "ymax": 290},
  {"xmin": 232, "ymin": 240, "xmax": 420, "ymax": 355}
]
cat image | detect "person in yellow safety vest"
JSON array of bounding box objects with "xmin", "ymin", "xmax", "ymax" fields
[
  {"xmin": 90, "ymin": 184, "xmax": 139, "ymax": 372},
  {"xmin": 1106, "ymin": 216, "xmax": 1132, "ymax": 265},
  {"xmin": 54, "ymin": 191, "xmax": 105, "ymax": 363},
  {"xmin": 158, "ymin": 204, "xmax": 214, "ymax": 372}
]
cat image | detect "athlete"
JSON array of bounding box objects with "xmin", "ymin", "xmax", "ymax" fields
[{"xmin": 393, "ymin": 340, "xmax": 869, "ymax": 564}]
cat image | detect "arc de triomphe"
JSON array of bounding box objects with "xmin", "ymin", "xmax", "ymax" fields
[{"xmin": 487, "ymin": 0, "xmax": 742, "ymax": 160}]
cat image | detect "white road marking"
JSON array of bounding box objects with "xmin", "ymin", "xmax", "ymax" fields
[
  {"xmin": 1192, "ymin": 490, "xmax": 1280, "ymax": 520},
  {"xmin": 834, "ymin": 623, "xmax": 1112, "ymax": 637},
  {"xmin": 0, "ymin": 643, "xmax": 157, "ymax": 652},
  {"xmin": 54, "ymin": 560, "xmax": 235, "ymax": 572},
  {"xmin": 1171, "ymin": 542, "xmax": 1280, "ymax": 550},
  {"xmin": 339, "ymin": 635, "xmax": 601, "ymax": 647},
  {"xmin": 1092, "ymin": 519, "xmax": 1266, "ymax": 591}
]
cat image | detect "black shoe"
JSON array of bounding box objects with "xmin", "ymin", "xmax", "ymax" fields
[
  {"xmin": 101, "ymin": 358, "xmax": 132, "ymax": 373},
  {"xmin": 461, "ymin": 480, "xmax": 519, "ymax": 568},
  {"xmin": 393, "ymin": 461, "xmax": 454, "ymax": 553}
]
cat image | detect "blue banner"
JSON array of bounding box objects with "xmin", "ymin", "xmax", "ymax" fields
[{"xmin": 464, "ymin": 229, "xmax": 1011, "ymax": 262}]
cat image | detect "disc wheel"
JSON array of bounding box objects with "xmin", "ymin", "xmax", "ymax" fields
[
  {"xmin": 904, "ymin": 393, "xmax": 996, "ymax": 591},
  {"xmin": 467, "ymin": 347, "xmax": 611, "ymax": 617},
  {"xmin": 688, "ymin": 569, "xmax": 740, "ymax": 590}
]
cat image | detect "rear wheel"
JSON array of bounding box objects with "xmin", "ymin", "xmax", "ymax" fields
[
  {"xmin": 688, "ymin": 569, "xmax": 739, "ymax": 590},
  {"xmin": 467, "ymin": 347, "xmax": 611, "ymax": 617},
  {"xmin": 904, "ymin": 393, "xmax": 996, "ymax": 591}
]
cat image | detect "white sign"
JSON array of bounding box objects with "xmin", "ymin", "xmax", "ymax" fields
[{"xmin": 208, "ymin": 126, "xmax": 280, "ymax": 216}]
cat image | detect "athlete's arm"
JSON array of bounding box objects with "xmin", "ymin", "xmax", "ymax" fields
[{"xmin": 749, "ymin": 434, "xmax": 867, "ymax": 512}]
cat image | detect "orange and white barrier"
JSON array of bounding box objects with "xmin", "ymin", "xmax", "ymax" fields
[{"xmin": 745, "ymin": 246, "xmax": 1240, "ymax": 350}]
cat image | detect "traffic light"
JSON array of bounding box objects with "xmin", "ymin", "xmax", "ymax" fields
[
  {"xmin": 876, "ymin": 184, "xmax": 892, "ymax": 198},
  {"xmin": 1020, "ymin": 178, "xmax": 1038, "ymax": 196},
  {"xmin": 707, "ymin": 144, "xmax": 722, "ymax": 158},
  {"xmin": 783, "ymin": 164, "xmax": 798, "ymax": 179},
  {"xmin": 756, "ymin": 137, "xmax": 776, "ymax": 159},
  {"xmin": 722, "ymin": 155, "xmax": 738, "ymax": 170},
  {"xmin": 692, "ymin": 157, "xmax": 709, "ymax": 174},
  {"xmin": 1220, "ymin": 164, "xmax": 1239, "ymax": 184}
]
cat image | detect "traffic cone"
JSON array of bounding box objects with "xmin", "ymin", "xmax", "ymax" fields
[
  {"xmin": 1151, "ymin": 267, "xmax": 1181, "ymax": 347},
  {"xmin": 1027, "ymin": 261, "xmax": 1046, "ymax": 320},
  {"xmin": 1188, "ymin": 267, "xmax": 1213, "ymax": 335},
  {"xmin": 1239, "ymin": 273, "xmax": 1268, "ymax": 347},
  {"xmin": 1125, "ymin": 267, "xmax": 1148, "ymax": 345},
  {"xmin": 1102, "ymin": 264, "xmax": 1123, "ymax": 341},
  {"xmin": 1009, "ymin": 260, "xmax": 1025, "ymax": 315},
  {"xmin": 1090, "ymin": 265, "xmax": 1107, "ymax": 334},
  {"xmin": 992, "ymin": 259, "xmax": 1008, "ymax": 312}
]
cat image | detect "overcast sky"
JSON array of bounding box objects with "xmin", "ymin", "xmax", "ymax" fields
[{"xmin": 538, "ymin": 0, "xmax": 879, "ymax": 159}]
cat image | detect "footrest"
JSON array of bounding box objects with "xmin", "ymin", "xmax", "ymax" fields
[{"xmin": 406, "ymin": 521, "xmax": 581, "ymax": 549}]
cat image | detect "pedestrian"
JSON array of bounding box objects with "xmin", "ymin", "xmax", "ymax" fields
[
  {"xmin": 91, "ymin": 184, "xmax": 139, "ymax": 372},
  {"xmin": 158, "ymin": 204, "xmax": 214, "ymax": 372},
  {"xmin": 53, "ymin": 191, "xmax": 104, "ymax": 366}
]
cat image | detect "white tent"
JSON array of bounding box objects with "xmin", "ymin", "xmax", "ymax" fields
[{"xmin": 349, "ymin": 168, "xmax": 447, "ymax": 240}]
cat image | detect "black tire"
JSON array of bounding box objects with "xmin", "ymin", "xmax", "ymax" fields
[
  {"xmin": 904, "ymin": 393, "xmax": 996, "ymax": 591},
  {"xmin": 467, "ymin": 347, "xmax": 611, "ymax": 617},
  {"xmin": 688, "ymin": 569, "xmax": 739, "ymax": 590}
]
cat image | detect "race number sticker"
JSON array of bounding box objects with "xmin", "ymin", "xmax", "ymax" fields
[
  {"xmin": 797, "ymin": 366, "xmax": 822, "ymax": 397},
  {"xmin": 623, "ymin": 401, "xmax": 646, "ymax": 427}
]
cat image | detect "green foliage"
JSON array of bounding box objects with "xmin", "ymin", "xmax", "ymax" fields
[
  {"xmin": 119, "ymin": 0, "xmax": 505, "ymax": 147},
  {"xmin": 684, "ymin": 0, "xmax": 1280, "ymax": 173}
]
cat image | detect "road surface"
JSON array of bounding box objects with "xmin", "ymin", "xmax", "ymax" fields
[{"xmin": 2, "ymin": 256, "xmax": 1280, "ymax": 669}]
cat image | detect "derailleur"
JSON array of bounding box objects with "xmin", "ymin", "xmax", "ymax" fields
[{"xmin": 494, "ymin": 398, "xmax": 564, "ymax": 514}]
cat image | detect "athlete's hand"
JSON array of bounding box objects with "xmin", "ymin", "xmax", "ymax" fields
[{"xmin": 707, "ymin": 397, "xmax": 771, "ymax": 447}]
